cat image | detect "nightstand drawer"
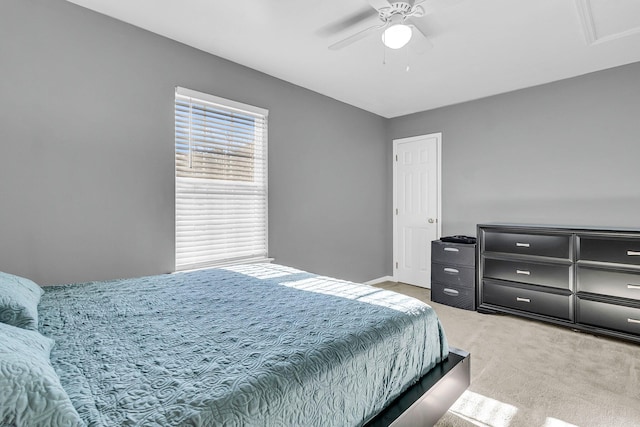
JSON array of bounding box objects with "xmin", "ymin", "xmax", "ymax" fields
[
  {"xmin": 482, "ymin": 281, "xmax": 571, "ymax": 320},
  {"xmin": 431, "ymin": 242, "xmax": 475, "ymax": 266},
  {"xmin": 577, "ymin": 266, "xmax": 640, "ymax": 301},
  {"xmin": 483, "ymin": 258, "xmax": 571, "ymax": 290},
  {"xmin": 431, "ymin": 283, "xmax": 475, "ymax": 311},
  {"xmin": 483, "ymin": 231, "xmax": 570, "ymax": 259},
  {"xmin": 578, "ymin": 236, "xmax": 640, "ymax": 266},
  {"xmin": 577, "ymin": 298, "xmax": 640, "ymax": 335},
  {"xmin": 432, "ymin": 263, "xmax": 475, "ymax": 288}
]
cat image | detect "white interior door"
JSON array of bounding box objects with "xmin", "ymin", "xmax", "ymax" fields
[{"xmin": 393, "ymin": 133, "xmax": 441, "ymax": 288}]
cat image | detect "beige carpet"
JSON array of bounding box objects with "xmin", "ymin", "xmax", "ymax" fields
[{"xmin": 374, "ymin": 282, "xmax": 640, "ymax": 427}]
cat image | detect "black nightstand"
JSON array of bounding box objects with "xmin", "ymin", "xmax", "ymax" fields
[{"xmin": 431, "ymin": 240, "xmax": 477, "ymax": 310}]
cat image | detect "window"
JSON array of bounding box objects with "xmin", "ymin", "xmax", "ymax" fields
[{"xmin": 175, "ymin": 87, "xmax": 268, "ymax": 270}]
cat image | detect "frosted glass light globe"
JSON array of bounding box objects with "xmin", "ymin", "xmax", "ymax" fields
[{"xmin": 382, "ymin": 24, "xmax": 412, "ymax": 49}]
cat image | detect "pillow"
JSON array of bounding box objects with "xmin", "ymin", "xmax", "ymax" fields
[
  {"xmin": 0, "ymin": 271, "xmax": 44, "ymax": 330},
  {"xmin": 0, "ymin": 322, "xmax": 84, "ymax": 427}
]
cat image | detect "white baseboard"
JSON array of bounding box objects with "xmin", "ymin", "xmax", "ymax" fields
[{"xmin": 365, "ymin": 275, "xmax": 395, "ymax": 285}]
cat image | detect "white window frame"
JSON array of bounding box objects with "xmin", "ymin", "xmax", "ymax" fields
[{"xmin": 174, "ymin": 87, "xmax": 269, "ymax": 271}]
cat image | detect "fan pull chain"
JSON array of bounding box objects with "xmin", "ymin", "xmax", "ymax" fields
[
  {"xmin": 382, "ymin": 33, "xmax": 387, "ymax": 65},
  {"xmin": 406, "ymin": 45, "xmax": 410, "ymax": 72}
]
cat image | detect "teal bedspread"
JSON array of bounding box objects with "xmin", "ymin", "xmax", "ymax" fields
[{"xmin": 38, "ymin": 263, "xmax": 448, "ymax": 427}]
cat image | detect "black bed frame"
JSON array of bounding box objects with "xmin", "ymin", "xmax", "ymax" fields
[{"xmin": 365, "ymin": 348, "xmax": 470, "ymax": 427}]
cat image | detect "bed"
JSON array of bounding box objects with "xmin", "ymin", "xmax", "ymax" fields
[{"xmin": 0, "ymin": 263, "xmax": 469, "ymax": 426}]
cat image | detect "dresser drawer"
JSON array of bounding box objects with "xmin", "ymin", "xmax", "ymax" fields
[
  {"xmin": 482, "ymin": 281, "xmax": 571, "ymax": 320},
  {"xmin": 432, "ymin": 263, "xmax": 475, "ymax": 288},
  {"xmin": 577, "ymin": 298, "xmax": 640, "ymax": 335},
  {"xmin": 431, "ymin": 282, "xmax": 475, "ymax": 311},
  {"xmin": 431, "ymin": 242, "xmax": 475, "ymax": 266},
  {"xmin": 483, "ymin": 258, "xmax": 571, "ymax": 290},
  {"xmin": 577, "ymin": 266, "xmax": 640, "ymax": 301},
  {"xmin": 578, "ymin": 236, "xmax": 640, "ymax": 266},
  {"xmin": 483, "ymin": 231, "xmax": 571, "ymax": 259}
]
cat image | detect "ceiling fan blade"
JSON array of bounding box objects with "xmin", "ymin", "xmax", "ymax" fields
[
  {"xmin": 415, "ymin": 0, "xmax": 464, "ymax": 13},
  {"xmin": 408, "ymin": 25, "xmax": 433, "ymax": 54},
  {"xmin": 328, "ymin": 23, "xmax": 388, "ymax": 50},
  {"xmin": 406, "ymin": 16, "xmax": 428, "ymax": 39},
  {"xmin": 366, "ymin": 0, "xmax": 392, "ymax": 11},
  {"xmin": 406, "ymin": 14, "xmax": 443, "ymax": 39},
  {"xmin": 317, "ymin": 7, "xmax": 378, "ymax": 37}
]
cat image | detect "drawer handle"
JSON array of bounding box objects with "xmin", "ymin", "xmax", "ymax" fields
[
  {"xmin": 444, "ymin": 247, "xmax": 459, "ymax": 252},
  {"xmin": 628, "ymin": 284, "xmax": 640, "ymax": 290},
  {"xmin": 516, "ymin": 297, "xmax": 531, "ymax": 303},
  {"xmin": 443, "ymin": 288, "xmax": 459, "ymax": 297},
  {"xmin": 627, "ymin": 250, "xmax": 640, "ymax": 256},
  {"xmin": 516, "ymin": 270, "xmax": 531, "ymax": 276},
  {"xmin": 443, "ymin": 268, "xmax": 459, "ymax": 274},
  {"xmin": 628, "ymin": 318, "xmax": 640, "ymax": 325},
  {"xmin": 516, "ymin": 242, "xmax": 530, "ymax": 248}
]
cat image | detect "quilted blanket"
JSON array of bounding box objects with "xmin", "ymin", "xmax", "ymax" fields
[{"xmin": 38, "ymin": 263, "xmax": 448, "ymax": 426}]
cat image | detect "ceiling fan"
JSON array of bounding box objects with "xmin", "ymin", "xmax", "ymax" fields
[
  {"xmin": 327, "ymin": 0, "xmax": 447, "ymax": 51},
  {"xmin": 329, "ymin": 0, "xmax": 461, "ymax": 50}
]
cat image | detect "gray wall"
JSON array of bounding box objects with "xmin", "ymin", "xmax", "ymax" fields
[
  {"xmin": 3, "ymin": 1, "xmax": 638, "ymax": 286},
  {"xmin": 388, "ymin": 61, "xmax": 640, "ymax": 236},
  {"xmin": 0, "ymin": 0, "xmax": 389, "ymax": 285}
]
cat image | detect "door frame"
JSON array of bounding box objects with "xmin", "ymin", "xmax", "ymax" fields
[{"xmin": 392, "ymin": 132, "xmax": 443, "ymax": 283}]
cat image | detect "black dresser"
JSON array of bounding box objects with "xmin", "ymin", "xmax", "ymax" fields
[
  {"xmin": 431, "ymin": 240, "xmax": 476, "ymax": 310},
  {"xmin": 478, "ymin": 224, "xmax": 640, "ymax": 343}
]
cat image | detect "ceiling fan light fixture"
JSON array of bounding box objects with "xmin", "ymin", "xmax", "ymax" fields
[{"xmin": 382, "ymin": 24, "xmax": 412, "ymax": 49}]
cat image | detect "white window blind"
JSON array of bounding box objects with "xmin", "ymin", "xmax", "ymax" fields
[{"xmin": 175, "ymin": 87, "xmax": 268, "ymax": 271}]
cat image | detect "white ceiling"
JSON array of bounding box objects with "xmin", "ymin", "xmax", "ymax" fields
[{"xmin": 66, "ymin": 0, "xmax": 640, "ymax": 118}]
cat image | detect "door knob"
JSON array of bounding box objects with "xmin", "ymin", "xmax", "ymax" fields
[{"xmin": 428, "ymin": 218, "xmax": 435, "ymax": 223}]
